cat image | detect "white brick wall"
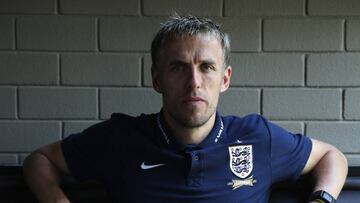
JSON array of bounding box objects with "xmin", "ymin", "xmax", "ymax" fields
[
  {"xmin": 264, "ymin": 19, "xmax": 344, "ymax": 51},
  {"xmin": 61, "ymin": 54, "xmax": 141, "ymax": 86},
  {"xmin": 0, "ymin": 121, "xmax": 61, "ymax": 152},
  {"xmin": 60, "ymin": 0, "xmax": 139, "ymax": 15},
  {"xmin": 263, "ymin": 88, "xmax": 342, "ymax": 120},
  {"xmin": 0, "ymin": 0, "xmax": 360, "ymax": 166},
  {"xmin": 307, "ymin": 54, "xmax": 360, "ymax": 86},
  {"xmin": 19, "ymin": 87, "xmax": 98, "ymax": 119},
  {"xmin": 143, "ymin": 0, "xmax": 222, "ymax": 16},
  {"xmin": 17, "ymin": 16, "xmax": 96, "ymax": 51},
  {"xmin": 347, "ymin": 20, "xmax": 360, "ymax": 50},
  {"xmin": 230, "ymin": 53, "xmax": 304, "ymax": 86},
  {"xmin": 224, "ymin": 0, "xmax": 304, "ymax": 16},
  {"xmin": 99, "ymin": 17, "xmax": 163, "ymax": 51},
  {"xmin": 0, "ymin": 16, "xmax": 13, "ymax": 49},
  {"xmin": 308, "ymin": 0, "xmax": 360, "ymax": 16},
  {"xmin": 0, "ymin": 53, "xmax": 58, "ymax": 84}
]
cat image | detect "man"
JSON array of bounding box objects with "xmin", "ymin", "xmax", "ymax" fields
[{"xmin": 24, "ymin": 15, "xmax": 347, "ymax": 203}]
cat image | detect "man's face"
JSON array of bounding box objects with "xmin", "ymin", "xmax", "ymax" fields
[{"xmin": 152, "ymin": 34, "xmax": 231, "ymax": 128}]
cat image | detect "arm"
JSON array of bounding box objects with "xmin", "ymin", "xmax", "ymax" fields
[
  {"xmin": 23, "ymin": 141, "xmax": 71, "ymax": 203},
  {"xmin": 301, "ymin": 138, "xmax": 348, "ymax": 200}
]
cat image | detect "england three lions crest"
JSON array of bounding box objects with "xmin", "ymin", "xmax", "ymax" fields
[{"xmin": 228, "ymin": 145, "xmax": 253, "ymax": 179}]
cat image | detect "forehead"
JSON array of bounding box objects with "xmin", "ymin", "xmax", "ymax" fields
[{"xmin": 159, "ymin": 34, "xmax": 223, "ymax": 64}]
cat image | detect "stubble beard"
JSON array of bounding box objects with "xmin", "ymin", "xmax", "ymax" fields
[{"xmin": 167, "ymin": 102, "xmax": 217, "ymax": 129}]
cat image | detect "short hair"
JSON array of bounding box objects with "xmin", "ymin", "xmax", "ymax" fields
[{"xmin": 151, "ymin": 15, "xmax": 231, "ymax": 69}]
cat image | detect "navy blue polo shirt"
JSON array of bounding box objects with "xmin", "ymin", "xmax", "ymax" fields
[{"xmin": 61, "ymin": 112, "xmax": 312, "ymax": 202}]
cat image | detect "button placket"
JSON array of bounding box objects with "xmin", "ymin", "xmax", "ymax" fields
[
  {"xmin": 193, "ymin": 153, "xmax": 199, "ymax": 161},
  {"xmin": 187, "ymin": 151, "xmax": 203, "ymax": 187}
]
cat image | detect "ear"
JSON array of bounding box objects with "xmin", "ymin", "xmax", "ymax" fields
[
  {"xmin": 151, "ymin": 64, "xmax": 162, "ymax": 93},
  {"xmin": 220, "ymin": 66, "xmax": 232, "ymax": 92}
]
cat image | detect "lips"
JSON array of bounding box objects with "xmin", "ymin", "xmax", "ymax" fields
[{"xmin": 182, "ymin": 96, "xmax": 206, "ymax": 105}]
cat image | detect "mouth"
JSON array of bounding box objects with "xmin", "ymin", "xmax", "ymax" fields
[{"xmin": 182, "ymin": 96, "xmax": 206, "ymax": 105}]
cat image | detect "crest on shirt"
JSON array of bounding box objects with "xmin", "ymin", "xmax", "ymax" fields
[
  {"xmin": 227, "ymin": 176, "xmax": 256, "ymax": 190},
  {"xmin": 228, "ymin": 145, "xmax": 253, "ymax": 179}
]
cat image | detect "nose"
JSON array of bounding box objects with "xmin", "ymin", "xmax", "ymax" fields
[{"xmin": 186, "ymin": 66, "xmax": 201, "ymax": 90}]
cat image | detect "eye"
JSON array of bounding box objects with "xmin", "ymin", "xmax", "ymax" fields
[
  {"xmin": 169, "ymin": 62, "xmax": 188, "ymax": 72},
  {"xmin": 201, "ymin": 63, "xmax": 216, "ymax": 72},
  {"xmin": 170, "ymin": 64, "xmax": 183, "ymax": 72}
]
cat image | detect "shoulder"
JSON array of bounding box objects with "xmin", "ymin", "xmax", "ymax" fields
[
  {"xmin": 109, "ymin": 112, "xmax": 137, "ymax": 122},
  {"xmin": 62, "ymin": 113, "xmax": 158, "ymax": 148},
  {"xmin": 223, "ymin": 113, "xmax": 269, "ymax": 132},
  {"xmin": 65, "ymin": 113, "xmax": 157, "ymax": 140},
  {"xmin": 107, "ymin": 112, "xmax": 158, "ymax": 136},
  {"xmin": 222, "ymin": 113, "xmax": 271, "ymax": 140},
  {"xmin": 109, "ymin": 112, "xmax": 156, "ymax": 127}
]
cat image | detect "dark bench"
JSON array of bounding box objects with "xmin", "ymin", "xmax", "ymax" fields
[{"xmin": 0, "ymin": 166, "xmax": 359, "ymax": 202}]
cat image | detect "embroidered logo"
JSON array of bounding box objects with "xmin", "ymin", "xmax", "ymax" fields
[
  {"xmin": 228, "ymin": 145, "xmax": 253, "ymax": 179},
  {"xmin": 227, "ymin": 176, "xmax": 257, "ymax": 190},
  {"xmin": 140, "ymin": 162, "xmax": 166, "ymax": 170},
  {"xmin": 214, "ymin": 119, "xmax": 224, "ymax": 143},
  {"xmin": 228, "ymin": 145, "xmax": 256, "ymax": 190}
]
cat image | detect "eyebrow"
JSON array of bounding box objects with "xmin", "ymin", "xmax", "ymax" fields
[
  {"xmin": 169, "ymin": 59, "xmax": 216, "ymax": 66},
  {"xmin": 201, "ymin": 59, "xmax": 216, "ymax": 65},
  {"xmin": 169, "ymin": 60, "xmax": 188, "ymax": 67}
]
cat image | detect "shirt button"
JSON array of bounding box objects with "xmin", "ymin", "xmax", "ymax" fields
[{"xmin": 194, "ymin": 154, "xmax": 199, "ymax": 161}]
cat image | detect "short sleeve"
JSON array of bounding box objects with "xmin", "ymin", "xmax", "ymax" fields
[
  {"xmin": 61, "ymin": 119, "xmax": 116, "ymax": 182},
  {"xmin": 264, "ymin": 119, "xmax": 312, "ymax": 183}
]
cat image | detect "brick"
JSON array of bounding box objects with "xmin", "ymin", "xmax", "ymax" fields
[
  {"xmin": 346, "ymin": 154, "xmax": 360, "ymax": 166},
  {"xmin": 307, "ymin": 54, "xmax": 360, "ymax": 86},
  {"xmin": 307, "ymin": 122, "xmax": 360, "ymax": 153},
  {"xmin": 308, "ymin": 0, "xmax": 360, "ymax": 16},
  {"xmin": 141, "ymin": 17, "xmax": 260, "ymax": 52},
  {"xmin": 61, "ymin": 54, "xmax": 141, "ymax": 86},
  {"xmin": 230, "ymin": 53, "xmax": 304, "ymax": 86},
  {"xmin": 0, "ymin": 53, "xmax": 58, "ymax": 85},
  {"xmin": 0, "ymin": 87, "xmax": 16, "ymax": 119},
  {"xmin": 218, "ymin": 88, "xmax": 260, "ymax": 116},
  {"xmin": 99, "ymin": 17, "xmax": 163, "ymax": 51},
  {"xmin": 263, "ymin": 88, "xmax": 341, "ymax": 120},
  {"xmin": 0, "ymin": 154, "xmax": 18, "ymax": 165},
  {"xmin": 264, "ymin": 19, "xmax": 343, "ymax": 51},
  {"xmin": 63, "ymin": 121, "xmax": 100, "ymax": 137},
  {"xmin": 0, "ymin": 0, "xmax": 55, "ymax": 14},
  {"xmin": 143, "ymin": 0, "xmax": 221, "ymax": 16},
  {"xmin": 143, "ymin": 54, "xmax": 153, "ymax": 87},
  {"xmin": 0, "ymin": 121, "xmax": 60, "ymax": 152},
  {"xmin": 17, "ymin": 16, "xmax": 96, "ymax": 51},
  {"xmin": 346, "ymin": 20, "xmax": 360, "ymax": 51},
  {"xmin": 214, "ymin": 18, "xmax": 260, "ymax": 51},
  {"xmin": 100, "ymin": 88, "xmax": 162, "ymax": 119},
  {"xmin": 0, "ymin": 16, "xmax": 13, "ymax": 49},
  {"xmin": 60, "ymin": 0, "xmax": 138, "ymax": 15},
  {"xmin": 225, "ymin": 0, "xmax": 304, "ymax": 16},
  {"xmin": 19, "ymin": 87, "xmax": 97, "ymax": 119},
  {"xmin": 345, "ymin": 89, "xmax": 360, "ymax": 120},
  {"xmin": 272, "ymin": 121, "xmax": 304, "ymax": 134}
]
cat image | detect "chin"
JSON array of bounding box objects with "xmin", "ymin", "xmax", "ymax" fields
[{"xmin": 179, "ymin": 113, "xmax": 212, "ymax": 128}]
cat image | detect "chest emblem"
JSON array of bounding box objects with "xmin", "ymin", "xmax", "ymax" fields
[
  {"xmin": 228, "ymin": 145, "xmax": 256, "ymax": 190},
  {"xmin": 228, "ymin": 145, "xmax": 253, "ymax": 179}
]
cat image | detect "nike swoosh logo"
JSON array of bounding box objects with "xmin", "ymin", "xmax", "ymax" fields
[{"xmin": 140, "ymin": 162, "xmax": 166, "ymax": 170}]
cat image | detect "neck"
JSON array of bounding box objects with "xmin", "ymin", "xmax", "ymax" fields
[{"xmin": 162, "ymin": 110, "xmax": 216, "ymax": 145}]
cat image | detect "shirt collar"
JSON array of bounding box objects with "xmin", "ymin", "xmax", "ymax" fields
[{"xmin": 156, "ymin": 110, "xmax": 224, "ymax": 152}]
